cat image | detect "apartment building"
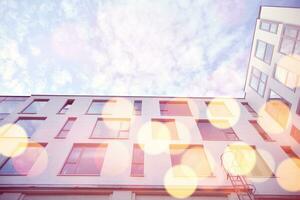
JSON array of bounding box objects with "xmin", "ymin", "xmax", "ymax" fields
[{"xmin": 0, "ymin": 6, "xmax": 299, "ymax": 200}]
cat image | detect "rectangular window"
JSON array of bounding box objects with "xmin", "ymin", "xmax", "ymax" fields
[
  {"xmin": 133, "ymin": 100, "xmax": 142, "ymax": 116},
  {"xmin": 91, "ymin": 118, "xmax": 130, "ymax": 139},
  {"xmin": 241, "ymin": 102, "xmax": 257, "ymax": 117},
  {"xmin": 291, "ymin": 125, "xmax": 300, "ymax": 144},
  {"xmin": 260, "ymin": 20, "xmax": 278, "ymax": 33},
  {"xmin": 131, "ymin": 144, "xmax": 144, "ymax": 177},
  {"xmin": 60, "ymin": 144, "xmax": 107, "ymax": 175},
  {"xmin": 152, "ymin": 119, "xmax": 178, "ymax": 140},
  {"xmin": 255, "ymin": 40, "xmax": 274, "ymax": 64},
  {"xmin": 159, "ymin": 101, "xmax": 192, "ymax": 116},
  {"xmin": 0, "ymin": 97, "xmax": 27, "ymax": 114},
  {"xmin": 249, "ymin": 120, "xmax": 273, "ymax": 141},
  {"xmin": 1, "ymin": 117, "xmax": 46, "ymax": 138},
  {"xmin": 281, "ymin": 146, "xmax": 300, "ymax": 168},
  {"xmin": 0, "ymin": 143, "xmax": 46, "ymax": 175},
  {"xmin": 170, "ymin": 145, "xmax": 212, "ymax": 177},
  {"xmin": 274, "ymin": 64, "xmax": 299, "ymax": 91},
  {"xmin": 87, "ymin": 100, "xmax": 115, "ymax": 115},
  {"xmin": 58, "ymin": 99, "xmax": 74, "ymax": 114},
  {"xmin": 279, "ymin": 25, "xmax": 300, "ymax": 56},
  {"xmin": 206, "ymin": 101, "xmax": 233, "ymax": 118},
  {"xmin": 197, "ymin": 120, "xmax": 239, "ymax": 141},
  {"xmin": 266, "ymin": 90, "xmax": 291, "ymax": 128},
  {"xmin": 21, "ymin": 99, "xmax": 49, "ymax": 114},
  {"xmin": 249, "ymin": 67, "xmax": 267, "ymax": 97},
  {"xmin": 229, "ymin": 145, "xmax": 273, "ymax": 177},
  {"xmin": 56, "ymin": 117, "xmax": 76, "ymax": 138}
]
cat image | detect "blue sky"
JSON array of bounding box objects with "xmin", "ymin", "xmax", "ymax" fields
[{"xmin": 0, "ymin": 0, "xmax": 300, "ymax": 97}]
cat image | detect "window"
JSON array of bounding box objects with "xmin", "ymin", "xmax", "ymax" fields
[
  {"xmin": 266, "ymin": 90, "xmax": 291, "ymax": 128},
  {"xmin": 58, "ymin": 99, "xmax": 74, "ymax": 114},
  {"xmin": 0, "ymin": 97, "xmax": 27, "ymax": 114},
  {"xmin": 249, "ymin": 67, "xmax": 267, "ymax": 96},
  {"xmin": 131, "ymin": 144, "xmax": 144, "ymax": 177},
  {"xmin": 87, "ymin": 100, "xmax": 115, "ymax": 115},
  {"xmin": 21, "ymin": 99, "xmax": 49, "ymax": 114},
  {"xmin": 133, "ymin": 100, "xmax": 142, "ymax": 116},
  {"xmin": 91, "ymin": 118, "xmax": 130, "ymax": 139},
  {"xmin": 152, "ymin": 119, "xmax": 178, "ymax": 140},
  {"xmin": 0, "ymin": 143, "xmax": 46, "ymax": 175},
  {"xmin": 197, "ymin": 120, "xmax": 239, "ymax": 141},
  {"xmin": 1, "ymin": 117, "xmax": 46, "ymax": 138},
  {"xmin": 260, "ymin": 20, "xmax": 278, "ymax": 33},
  {"xmin": 281, "ymin": 146, "xmax": 300, "ymax": 168},
  {"xmin": 229, "ymin": 145, "xmax": 273, "ymax": 177},
  {"xmin": 241, "ymin": 102, "xmax": 257, "ymax": 117},
  {"xmin": 56, "ymin": 117, "xmax": 76, "ymax": 138},
  {"xmin": 159, "ymin": 101, "xmax": 192, "ymax": 116},
  {"xmin": 279, "ymin": 25, "xmax": 300, "ymax": 56},
  {"xmin": 249, "ymin": 120, "xmax": 273, "ymax": 141},
  {"xmin": 206, "ymin": 101, "xmax": 233, "ymax": 117},
  {"xmin": 170, "ymin": 145, "xmax": 212, "ymax": 177},
  {"xmin": 274, "ymin": 64, "xmax": 299, "ymax": 91},
  {"xmin": 60, "ymin": 144, "xmax": 107, "ymax": 175},
  {"xmin": 255, "ymin": 40, "xmax": 274, "ymax": 64},
  {"xmin": 291, "ymin": 125, "xmax": 300, "ymax": 144}
]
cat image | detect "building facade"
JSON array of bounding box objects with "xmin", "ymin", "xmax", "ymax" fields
[{"xmin": 0, "ymin": 6, "xmax": 300, "ymax": 200}]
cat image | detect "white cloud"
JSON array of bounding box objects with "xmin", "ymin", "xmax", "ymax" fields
[{"xmin": 51, "ymin": 69, "xmax": 72, "ymax": 88}]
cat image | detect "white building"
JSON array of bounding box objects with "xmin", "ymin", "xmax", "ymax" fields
[{"xmin": 0, "ymin": 6, "xmax": 299, "ymax": 200}]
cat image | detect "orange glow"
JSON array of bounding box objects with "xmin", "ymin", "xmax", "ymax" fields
[
  {"xmin": 0, "ymin": 124, "xmax": 28, "ymax": 157},
  {"xmin": 276, "ymin": 158, "xmax": 300, "ymax": 192},
  {"xmin": 206, "ymin": 98, "xmax": 240, "ymax": 129},
  {"xmin": 164, "ymin": 165, "xmax": 198, "ymax": 199}
]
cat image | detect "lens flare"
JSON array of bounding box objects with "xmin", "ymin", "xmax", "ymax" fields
[
  {"xmin": 257, "ymin": 100, "xmax": 291, "ymax": 134},
  {"xmin": 102, "ymin": 141, "xmax": 130, "ymax": 176},
  {"xmin": 0, "ymin": 124, "xmax": 28, "ymax": 157},
  {"xmin": 206, "ymin": 98, "xmax": 240, "ymax": 129},
  {"xmin": 13, "ymin": 142, "xmax": 48, "ymax": 177},
  {"xmin": 137, "ymin": 121, "xmax": 170, "ymax": 155},
  {"xmin": 276, "ymin": 158, "xmax": 300, "ymax": 192},
  {"xmin": 164, "ymin": 165, "xmax": 198, "ymax": 199},
  {"xmin": 222, "ymin": 142, "xmax": 256, "ymax": 176}
]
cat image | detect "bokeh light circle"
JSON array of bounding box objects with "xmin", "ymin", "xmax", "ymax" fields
[
  {"xmin": 137, "ymin": 121, "xmax": 171, "ymax": 155},
  {"xmin": 164, "ymin": 165, "xmax": 198, "ymax": 199},
  {"xmin": 257, "ymin": 100, "xmax": 292, "ymax": 135},
  {"xmin": 206, "ymin": 98, "xmax": 240, "ymax": 129},
  {"xmin": 0, "ymin": 123, "xmax": 28, "ymax": 157},
  {"xmin": 276, "ymin": 158, "xmax": 300, "ymax": 192},
  {"xmin": 102, "ymin": 141, "xmax": 130, "ymax": 176},
  {"xmin": 222, "ymin": 142, "xmax": 256, "ymax": 176}
]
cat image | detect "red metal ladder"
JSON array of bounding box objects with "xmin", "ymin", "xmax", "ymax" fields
[{"xmin": 221, "ymin": 152, "xmax": 256, "ymax": 200}]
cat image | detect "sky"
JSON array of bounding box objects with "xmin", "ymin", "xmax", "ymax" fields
[{"xmin": 0, "ymin": 0, "xmax": 300, "ymax": 97}]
